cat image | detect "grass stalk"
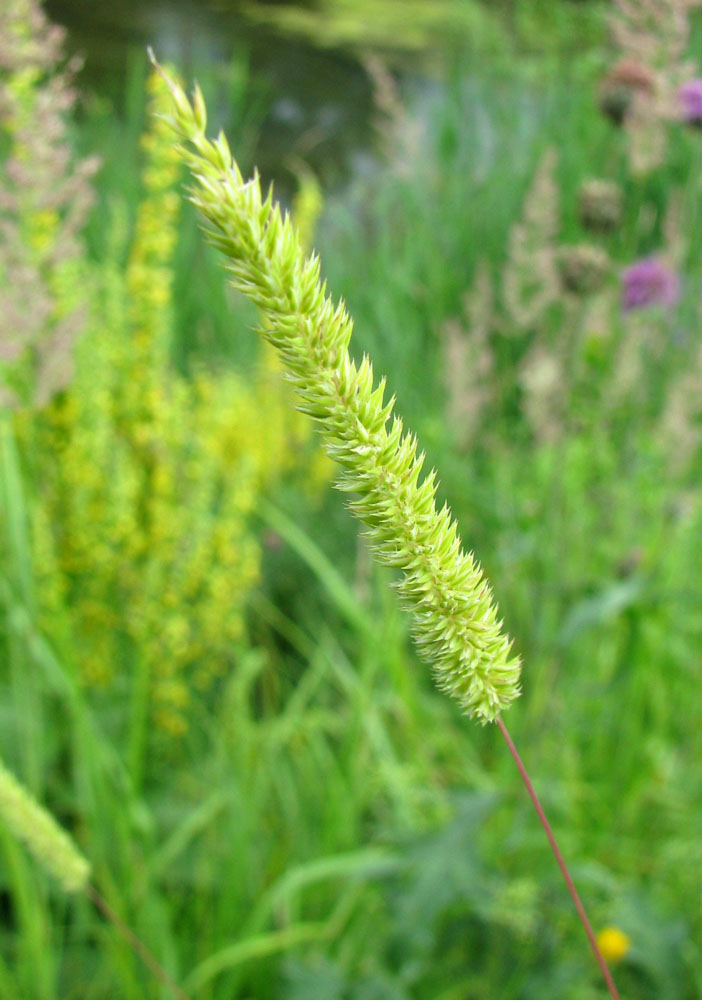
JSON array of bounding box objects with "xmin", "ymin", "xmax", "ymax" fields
[
  {"xmin": 86, "ymin": 885, "xmax": 191, "ymax": 1000},
  {"xmin": 497, "ymin": 716, "xmax": 621, "ymax": 1000}
]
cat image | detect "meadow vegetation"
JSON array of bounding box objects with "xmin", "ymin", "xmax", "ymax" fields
[{"xmin": 0, "ymin": 0, "xmax": 701, "ymax": 997}]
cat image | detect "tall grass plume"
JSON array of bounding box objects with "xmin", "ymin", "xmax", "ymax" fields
[{"xmin": 153, "ymin": 55, "xmax": 521, "ymax": 724}]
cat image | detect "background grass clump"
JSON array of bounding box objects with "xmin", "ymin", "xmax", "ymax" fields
[{"xmin": 0, "ymin": 0, "xmax": 701, "ymax": 998}]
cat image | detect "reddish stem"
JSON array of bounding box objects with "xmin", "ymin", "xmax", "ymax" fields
[
  {"xmin": 496, "ymin": 716, "xmax": 621, "ymax": 1000},
  {"xmin": 86, "ymin": 884, "xmax": 191, "ymax": 1000}
]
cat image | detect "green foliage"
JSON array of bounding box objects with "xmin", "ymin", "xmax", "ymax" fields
[
  {"xmin": 1, "ymin": 1, "xmax": 702, "ymax": 998},
  {"xmin": 239, "ymin": 0, "xmax": 607, "ymax": 62},
  {"xmin": 314, "ymin": 29, "xmax": 702, "ymax": 998},
  {"xmin": 240, "ymin": 0, "xmax": 505, "ymax": 55}
]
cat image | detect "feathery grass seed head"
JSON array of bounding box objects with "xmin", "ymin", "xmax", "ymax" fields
[
  {"xmin": 0, "ymin": 758, "xmax": 90, "ymax": 893},
  {"xmin": 154, "ymin": 59, "xmax": 522, "ymax": 722}
]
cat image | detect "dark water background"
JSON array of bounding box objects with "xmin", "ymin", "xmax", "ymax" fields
[{"xmin": 44, "ymin": 0, "xmax": 439, "ymax": 188}]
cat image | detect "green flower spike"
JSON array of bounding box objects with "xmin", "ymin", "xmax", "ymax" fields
[
  {"xmin": 152, "ymin": 55, "xmax": 521, "ymax": 723},
  {"xmin": 0, "ymin": 757, "xmax": 90, "ymax": 894}
]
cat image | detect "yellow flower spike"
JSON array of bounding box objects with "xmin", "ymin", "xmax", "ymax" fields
[
  {"xmin": 33, "ymin": 63, "xmax": 336, "ymax": 746},
  {"xmin": 596, "ymin": 927, "xmax": 631, "ymax": 964}
]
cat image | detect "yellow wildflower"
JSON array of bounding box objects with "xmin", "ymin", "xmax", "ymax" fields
[
  {"xmin": 596, "ymin": 926, "xmax": 631, "ymax": 964},
  {"xmin": 30, "ymin": 68, "xmax": 330, "ymax": 744}
]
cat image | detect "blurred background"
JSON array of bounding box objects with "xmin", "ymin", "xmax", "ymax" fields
[{"xmin": 1, "ymin": 0, "xmax": 701, "ymax": 997}]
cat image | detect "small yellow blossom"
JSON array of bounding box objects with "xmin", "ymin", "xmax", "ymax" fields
[{"xmin": 596, "ymin": 926, "xmax": 631, "ymax": 964}]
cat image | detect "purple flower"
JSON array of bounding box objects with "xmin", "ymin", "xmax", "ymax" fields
[
  {"xmin": 679, "ymin": 79, "xmax": 702, "ymax": 124},
  {"xmin": 621, "ymin": 257, "xmax": 680, "ymax": 311}
]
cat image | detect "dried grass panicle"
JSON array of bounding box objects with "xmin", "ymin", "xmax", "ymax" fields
[
  {"xmin": 502, "ymin": 148, "xmax": 560, "ymax": 333},
  {"xmin": 659, "ymin": 343, "xmax": 702, "ymax": 470},
  {"xmin": 519, "ymin": 343, "xmax": 565, "ymax": 444},
  {"xmin": 154, "ymin": 58, "xmax": 522, "ymax": 722},
  {"xmin": 363, "ymin": 53, "xmax": 423, "ymax": 172},
  {"xmin": 442, "ymin": 260, "xmax": 495, "ymax": 449},
  {"xmin": 0, "ymin": 0, "xmax": 99, "ymax": 409}
]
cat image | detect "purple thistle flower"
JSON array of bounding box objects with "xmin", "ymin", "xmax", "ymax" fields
[
  {"xmin": 621, "ymin": 257, "xmax": 680, "ymax": 311},
  {"xmin": 679, "ymin": 79, "xmax": 702, "ymax": 125}
]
